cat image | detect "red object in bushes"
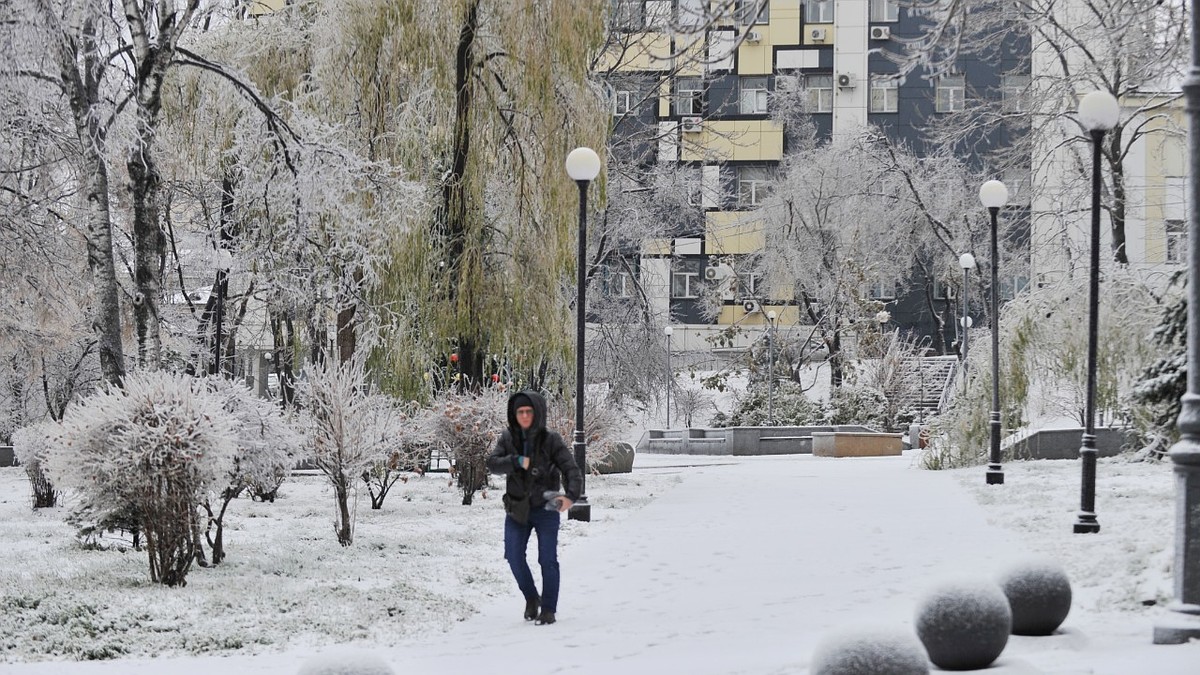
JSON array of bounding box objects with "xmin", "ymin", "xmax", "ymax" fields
[{"xmin": 450, "ymin": 353, "xmax": 459, "ymax": 364}]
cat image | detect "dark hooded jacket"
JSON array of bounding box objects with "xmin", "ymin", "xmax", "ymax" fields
[{"xmin": 486, "ymin": 390, "xmax": 582, "ymax": 523}]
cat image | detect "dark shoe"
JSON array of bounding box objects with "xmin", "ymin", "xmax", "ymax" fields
[
  {"xmin": 535, "ymin": 610, "xmax": 556, "ymax": 625},
  {"xmin": 524, "ymin": 596, "xmax": 540, "ymax": 621}
]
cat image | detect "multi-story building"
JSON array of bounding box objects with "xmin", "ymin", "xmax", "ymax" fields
[{"xmin": 600, "ymin": 0, "xmax": 1033, "ymax": 357}]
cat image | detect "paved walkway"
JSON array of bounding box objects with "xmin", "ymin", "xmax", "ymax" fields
[{"xmin": 4, "ymin": 452, "xmax": 1198, "ymax": 674}]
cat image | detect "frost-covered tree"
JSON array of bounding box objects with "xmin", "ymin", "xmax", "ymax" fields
[
  {"xmin": 301, "ymin": 358, "xmax": 405, "ymax": 545},
  {"xmin": 420, "ymin": 386, "xmax": 509, "ymax": 505},
  {"xmin": 12, "ymin": 421, "xmax": 61, "ymax": 508},
  {"xmin": 198, "ymin": 377, "xmax": 302, "ymax": 564},
  {"xmin": 45, "ymin": 371, "xmax": 238, "ymax": 586}
]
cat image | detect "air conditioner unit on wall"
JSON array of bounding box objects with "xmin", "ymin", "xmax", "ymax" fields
[
  {"xmin": 870, "ymin": 26, "xmax": 891, "ymax": 41},
  {"xmin": 745, "ymin": 29, "xmax": 762, "ymax": 43},
  {"xmin": 809, "ymin": 27, "xmax": 827, "ymax": 42},
  {"xmin": 704, "ymin": 266, "xmax": 720, "ymax": 280},
  {"xmin": 742, "ymin": 299, "xmax": 760, "ymax": 314},
  {"xmin": 837, "ymin": 72, "xmax": 855, "ymax": 88},
  {"xmin": 681, "ymin": 116, "xmax": 703, "ymax": 132}
]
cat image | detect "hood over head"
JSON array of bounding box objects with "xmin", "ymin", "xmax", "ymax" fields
[{"xmin": 507, "ymin": 390, "xmax": 548, "ymax": 435}]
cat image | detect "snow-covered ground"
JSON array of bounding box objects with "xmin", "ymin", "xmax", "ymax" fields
[{"xmin": 2, "ymin": 450, "xmax": 1198, "ymax": 674}]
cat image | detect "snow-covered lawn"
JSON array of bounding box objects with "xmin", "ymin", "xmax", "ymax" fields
[{"xmin": 0, "ymin": 466, "xmax": 680, "ymax": 663}]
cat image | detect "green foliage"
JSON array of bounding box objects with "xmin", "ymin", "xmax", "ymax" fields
[
  {"xmin": 825, "ymin": 385, "xmax": 889, "ymax": 428},
  {"xmin": 729, "ymin": 381, "xmax": 824, "ymax": 426}
]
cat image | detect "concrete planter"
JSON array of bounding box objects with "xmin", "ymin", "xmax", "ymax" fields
[
  {"xmin": 812, "ymin": 432, "xmax": 903, "ymax": 457},
  {"xmin": 0, "ymin": 446, "xmax": 15, "ymax": 467},
  {"xmin": 594, "ymin": 442, "xmax": 635, "ymax": 474}
]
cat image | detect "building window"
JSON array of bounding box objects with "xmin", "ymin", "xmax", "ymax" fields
[
  {"xmin": 1000, "ymin": 276, "xmax": 1029, "ymax": 301},
  {"xmin": 738, "ymin": 270, "xmax": 761, "ymax": 298},
  {"xmin": 869, "ymin": 77, "xmax": 898, "ymax": 113},
  {"xmin": 613, "ymin": 89, "xmax": 637, "ymax": 115},
  {"xmin": 936, "ymin": 75, "xmax": 965, "ymax": 113},
  {"xmin": 1167, "ymin": 219, "xmax": 1187, "ymax": 264},
  {"xmin": 805, "ymin": 0, "xmax": 834, "ymax": 23},
  {"xmin": 671, "ymin": 265, "xmax": 701, "ymax": 299},
  {"xmin": 738, "ymin": 166, "xmax": 773, "ymax": 207},
  {"xmin": 869, "ymin": 0, "xmax": 899, "ymax": 22},
  {"xmin": 675, "ymin": 77, "xmax": 704, "ymax": 115},
  {"xmin": 1003, "ymin": 167, "xmax": 1032, "ymax": 207},
  {"xmin": 602, "ymin": 265, "xmax": 635, "ymax": 298},
  {"xmin": 613, "ymin": 0, "xmax": 645, "ymax": 31},
  {"xmin": 1002, "ymin": 74, "xmax": 1030, "ymax": 112},
  {"xmin": 933, "ymin": 278, "xmax": 956, "ymax": 300},
  {"xmin": 645, "ymin": 0, "xmax": 672, "ymax": 29},
  {"xmin": 868, "ymin": 278, "xmax": 897, "ymax": 300},
  {"xmin": 805, "ymin": 74, "xmax": 834, "ymax": 113},
  {"xmin": 739, "ymin": 76, "xmax": 769, "ymax": 114},
  {"xmin": 736, "ymin": 0, "xmax": 770, "ymax": 25}
]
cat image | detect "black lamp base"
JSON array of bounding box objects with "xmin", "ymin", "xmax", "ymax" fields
[{"xmin": 568, "ymin": 500, "xmax": 591, "ymax": 522}]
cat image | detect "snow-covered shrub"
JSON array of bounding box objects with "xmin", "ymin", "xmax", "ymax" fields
[
  {"xmin": 914, "ymin": 579, "xmax": 1011, "ymax": 670},
  {"xmin": 810, "ymin": 626, "xmax": 929, "ymax": 675},
  {"xmin": 729, "ymin": 381, "xmax": 823, "ymax": 426},
  {"xmin": 296, "ymin": 648, "xmax": 395, "ymax": 675},
  {"xmin": 301, "ymin": 359, "xmax": 405, "ymax": 545},
  {"xmin": 547, "ymin": 391, "xmax": 633, "ymax": 471},
  {"xmin": 200, "ymin": 377, "xmax": 303, "ymax": 563},
  {"xmin": 996, "ymin": 557, "xmax": 1072, "ymax": 636},
  {"xmin": 12, "ymin": 421, "xmax": 60, "ymax": 508},
  {"xmin": 360, "ymin": 403, "xmax": 429, "ymax": 510},
  {"xmin": 1129, "ymin": 291, "xmax": 1186, "ymax": 458},
  {"xmin": 44, "ymin": 371, "xmax": 237, "ymax": 586},
  {"xmin": 824, "ymin": 385, "xmax": 889, "ymax": 429},
  {"xmin": 423, "ymin": 386, "xmax": 508, "ymax": 505}
]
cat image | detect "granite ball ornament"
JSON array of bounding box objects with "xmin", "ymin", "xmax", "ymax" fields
[
  {"xmin": 914, "ymin": 579, "xmax": 1012, "ymax": 670},
  {"xmin": 811, "ymin": 627, "xmax": 929, "ymax": 675},
  {"xmin": 997, "ymin": 557, "xmax": 1072, "ymax": 635}
]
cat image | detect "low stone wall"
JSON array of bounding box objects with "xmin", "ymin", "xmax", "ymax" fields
[
  {"xmin": 1007, "ymin": 427, "xmax": 1136, "ymax": 460},
  {"xmin": 811, "ymin": 431, "xmax": 903, "ymax": 457},
  {"xmin": 637, "ymin": 426, "xmax": 878, "ymax": 456},
  {"xmin": 594, "ymin": 442, "xmax": 635, "ymax": 474}
]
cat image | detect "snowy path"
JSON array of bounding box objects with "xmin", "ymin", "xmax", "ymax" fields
[{"xmin": 4, "ymin": 452, "xmax": 1198, "ymax": 674}]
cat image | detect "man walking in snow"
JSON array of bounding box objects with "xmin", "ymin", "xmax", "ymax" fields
[{"xmin": 486, "ymin": 390, "xmax": 583, "ymax": 625}]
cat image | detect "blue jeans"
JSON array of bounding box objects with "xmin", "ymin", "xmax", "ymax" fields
[{"xmin": 504, "ymin": 507, "xmax": 561, "ymax": 612}]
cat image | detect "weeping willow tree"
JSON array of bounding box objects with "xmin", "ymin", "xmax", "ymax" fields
[{"xmin": 334, "ymin": 0, "xmax": 612, "ymax": 397}]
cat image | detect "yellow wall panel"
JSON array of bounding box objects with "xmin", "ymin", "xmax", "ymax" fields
[
  {"xmin": 680, "ymin": 120, "xmax": 784, "ymax": 162},
  {"xmin": 597, "ymin": 33, "xmax": 673, "ymax": 72},
  {"xmin": 706, "ymin": 212, "xmax": 765, "ymax": 254},
  {"xmin": 770, "ymin": 2, "xmax": 803, "ymax": 44},
  {"xmin": 642, "ymin": 238, "xmax": 672, "ymax": 256}
]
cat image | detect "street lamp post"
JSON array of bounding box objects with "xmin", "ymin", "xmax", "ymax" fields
[
  {"xmin": 564, "ymin": 147, "xmax": 601, "ymax": 523},
  {"xmin": 664, "ymin": 325, "xmax": 673, "ymax": 429},
  {"xmin": 1154, "ymin": 3, "xmax": 1200, "ymax": 642},
  {"xmin": 766, "ymin": 310, "xmax": 777, "ymax": 426},
  {"xmin": 959, "ymin": 253, "xmax": 976, "ymax": 394},
  {"xmin": 979, "ymin": 180, "xmax": 1008, "ymax": 486},
  {"xmin": 1073, "ymin": 91, "xmax": 1120, "ymax": 534}
]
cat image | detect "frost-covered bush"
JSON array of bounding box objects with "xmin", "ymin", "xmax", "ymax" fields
[
  {"xmin": 914, "ymin": 579, "xmax": 1011, "ymax": 670},
  {"xmin": 729, "ymin": 381, "xmax": 823, "ymax": 426},
  {"xmin": 200, "ymin": 377, "xmax": 303, "ymax": 563},
  {"xmin": 810, "ymin": 626, "xmax": 929, "ymax": 675},
  {"xmin": 301, "ymin": 359, "xmax": 405, "ymax": 545},
  {"xmin": 547, "ymin": 390, "xmax": 633, "ymax": 471},
  {"xmin": 423, "ymin": 386, "xmax": 508, "ymax": 505},
  {"xmin": 824, "ymin": 385, "xmax": 889, "ymax": 429},
  {"xmin": 44, "ymin": 371, "xmax": 237, "ymax": 586},
  {"xmin": 296, "ymin": 648, "xmax": 395, "ymax": 675},
  {"xmin": 12, "ymin": 421, "xmax": 60, "ymax": 508},
  {"xmin": 997, "ymin": 557, "xmax": 1072, "ymax": 636}
]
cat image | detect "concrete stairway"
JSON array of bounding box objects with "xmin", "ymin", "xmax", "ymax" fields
[{"xmin": 887, "ymin": 356, "xmax": 958, "ymax": 419}]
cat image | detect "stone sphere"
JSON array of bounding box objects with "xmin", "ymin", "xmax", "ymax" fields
[
  {"xmin": 297, "ymin": 648, "xmax": 396, "ymax": 675},
  {"xmin": 811, "ymin": 627, "xmax": 929, "ymax": 675},
  {"xmin": 997, "ymin": 558, "xmax": 1072, "ymax": 635},
  {"xmin": 914, "ymin": 579, "xmax": 1012, "ymax": 670}
]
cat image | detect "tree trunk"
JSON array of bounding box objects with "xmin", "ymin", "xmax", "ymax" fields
[
  {"xmin": 334, "ymin": 472, "xmax": 353, "ymax": 546},
  {"xmin": 336, "ymin": 267, "xmax": 364, "ymax": 365},
  {"xmin": 272, "ymin": 312, "xmax": 297, "ymax": 407},
  {"xmin": 1107, "ymin": 126, "xmax": 1129, "ymax": 265},
  {"xmin": 128, "ymin": 138, "xmax": 166, "ymax": 370}
]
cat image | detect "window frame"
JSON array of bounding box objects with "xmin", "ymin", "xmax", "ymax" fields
[
  {"xmin": 869, "ymin": 77, "xmax": 898, "ymax": 113},
  {"xmin": 613, "ymin": 0, "xmax": 645, "ymax": 32},
  {"xmin": 805, "ymin": 73, "xmax": 834, "ymax": 113},
  {"xmin": 869, "ymin": 0, "xmax": 899, "ymax": 22},
  {"xmin": 675, "ymin": 77, "xmax": 705, "ymax": 116},
  {"xmin": 1001, "ymin": 74, "xmax": 1031, "ymax": 113},
  {"xmin": 805, "ymin": 0, "xmax": 835, "ymax": 23},
  {"xmin": 671, "ymin": 267, "xmax": 702, "ymax": 299},
  {"xmin": 736, "ymin": 0, "xmax": 771, "ymax": 25},
  {"xmin": 612, "ymin": 89, "xmax": 637, "ymax": 115},
  {"xmin": 935, "ymin": 75, "xmax": 966, "ymax": 113},
  {"xmin": 737, "ymin": 166, "xmax": 773, "ymax": 208},
  {"xmin": 1166, "ymin": 219, "xmax": 1187, "ymax": 264},
  {"xmin": 868, "ymin": 278, "xmax": 898, "ymax": 300},
  {"xmin": 739, "ymin": 76, "xmax": 769, "ymax": 115}
]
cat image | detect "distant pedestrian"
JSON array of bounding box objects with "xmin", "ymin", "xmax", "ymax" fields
[{"xmin": 486, "ymin": 390, "xmax": 582, "ymax": 625}]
